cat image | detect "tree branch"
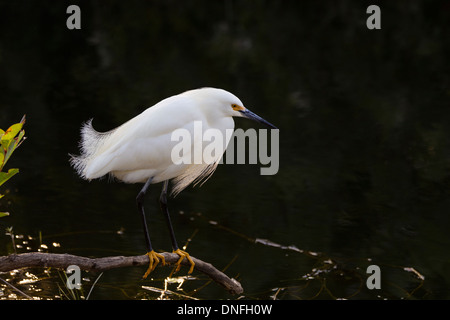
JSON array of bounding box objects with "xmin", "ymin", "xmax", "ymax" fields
[{"xmin": 0, "ymin": 252, "xmax": 243, "ymax": 295}]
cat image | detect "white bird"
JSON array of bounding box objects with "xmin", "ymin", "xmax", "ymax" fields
[{"xmin": 70, "ymin": 87, "xmax": 277, "ymax": 278}]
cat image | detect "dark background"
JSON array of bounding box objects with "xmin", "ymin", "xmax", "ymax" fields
[{"xmin": 0, "ymin": 0, "xmax": 449, "ymax": 299}]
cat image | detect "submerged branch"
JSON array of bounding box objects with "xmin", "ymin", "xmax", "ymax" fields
[{"xmin": 0, "ymin": 252, "xmax": 243, "ymax": 295}]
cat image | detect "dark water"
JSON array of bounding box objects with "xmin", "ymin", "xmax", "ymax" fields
[{"xmin": 1, "ymin": 1, "xmax": 449, "ymax": 299}]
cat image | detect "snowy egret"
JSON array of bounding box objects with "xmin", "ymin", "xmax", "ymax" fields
[{"xmin": 70, "ymin": 87, "xmax": 277, "ymax": 278}]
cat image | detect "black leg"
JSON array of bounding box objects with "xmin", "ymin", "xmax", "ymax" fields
[
  {"xmin": 159, "ymin": 180, "xmax": 179, "ymax": 250},
  {"xmin": 159, "ymin": 180, "xmax": 195, "ymax": 274},
  {"xmin": 136, "ymin": 177, "xmax": 154, "ymax": 252},
  {"xmin": 137, "ymin": 177, "xmax": 166, "ymax": 278}
]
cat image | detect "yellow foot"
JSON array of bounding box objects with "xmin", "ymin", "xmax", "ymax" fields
[
  {"xmin": 173, "ymin": 249, "xmax": 195, "ymax": 274},
  {"xmin": 143, "ymin": 250, "xmax": 166, "ymax": 279}
]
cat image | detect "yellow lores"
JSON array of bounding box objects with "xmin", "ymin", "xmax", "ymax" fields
[{"xmin": 231, "ymin": 103, "xmax": 245, "ymax": 112}]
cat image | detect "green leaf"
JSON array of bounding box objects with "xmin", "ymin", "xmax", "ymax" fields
[
  {"xmin": 14, "ymin": 129, "xmax": 26, "ymax": 149},
  {"xmin": 0, "ymin": 168, "xmax": 19, "ymax": 187},
  {"xmin": 0, "ymin": 122, "xmax": 25, "ymax": 171},
  {"xmin": 1, "ymin": 123, "xmax": 24, "ymax": 142},
  {"xmin": 3, "ymin": 131, "xmax": 24, "ymax": 168},
  {"xmin": 0, "ymin": 212, "xmax": 9, "ymax": 218},
  {"xmin": 1, "ymin": 138, "xmax": 8, "ymax": 152}
]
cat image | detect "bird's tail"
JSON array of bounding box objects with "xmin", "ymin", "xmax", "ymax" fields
[{"xmin": 69, "ymin": 119, "xmax": 109, "ymax": 180}]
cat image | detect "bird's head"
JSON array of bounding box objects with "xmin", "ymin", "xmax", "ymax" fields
[{"xmin": 192, "ymin": 87, "xmax": 278, "ymax": 129}]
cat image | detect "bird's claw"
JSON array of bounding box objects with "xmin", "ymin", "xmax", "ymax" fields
[
  {"xmin": 173, "ymin": 249, "xmax": 195, "ymax": 274},
  {"xmin": 143, "ymin": 250, "xmax": 166, "ymax": 279}
]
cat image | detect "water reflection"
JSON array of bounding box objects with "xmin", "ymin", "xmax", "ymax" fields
[{"xmin": 0, "ymin": 215, "xmax": 427, "ymax": 300}]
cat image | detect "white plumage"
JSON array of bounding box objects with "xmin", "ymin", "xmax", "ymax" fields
[{"xmin": 70, "ymin": 88, "xmax": 248, "ymax": 195}]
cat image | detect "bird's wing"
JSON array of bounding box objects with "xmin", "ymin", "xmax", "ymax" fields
[{"xmin": 82, "ymin": 96, "xmax": 204, "ymax": 181}]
